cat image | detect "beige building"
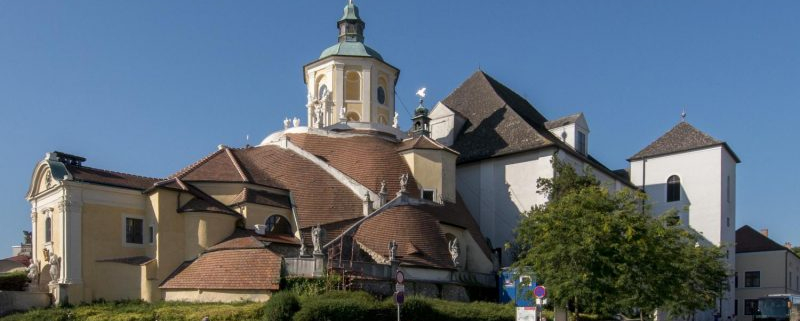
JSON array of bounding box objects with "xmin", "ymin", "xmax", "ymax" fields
[
  {"xmin": 735, "ymin": 225, "xmax": 800, "ymax": 318},
  {"xmin": 24, "ymin": 2, "xmax": 495, "ymax": 305}
]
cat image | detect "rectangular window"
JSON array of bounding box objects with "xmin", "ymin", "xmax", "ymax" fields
[
  {"xmin": 735, "ymin": 272, "xmax": 738, "ymax": 288},
  {"xmin": 125, "ymin": 217, "xmax": 144, "ymax": 244},
  {"xmin": 744, "ymin": 271, "xmax": 760, "ymax": 288},
  {"xmin": 727, "ymin": 217, "xmax": 730, "ymax": 227},
  {"xmin": 744, "ymin": 299, "xmax": 758, "ymax": 315},
  {"xmin": 148, "ymin": 225, "xmax": 154, "ymax": 244},
  {"xmin": 422, "ymin": 189, "xmax": 435, "ymax": 201},
  {"xmin": 577, "ymin": 131, "xmax": 587, "ymax": 155},
  {"xmin": 735, "ymin": 299, "xmax": 738, "ymax": 316}
]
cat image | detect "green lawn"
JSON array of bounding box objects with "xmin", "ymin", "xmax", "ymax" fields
[{"xmin": 0, "ymin": 300, "xmax": 264, "ymax": 321}]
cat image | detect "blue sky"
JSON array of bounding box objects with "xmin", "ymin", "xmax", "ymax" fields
[{"xmin": 1, "ymin": 1, "xmax": 798, "ymax": 253}]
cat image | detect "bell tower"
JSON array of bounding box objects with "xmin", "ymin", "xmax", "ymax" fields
[{"xmin": 303, "ymin": 1, "xmax": 400, "ymax": 128}]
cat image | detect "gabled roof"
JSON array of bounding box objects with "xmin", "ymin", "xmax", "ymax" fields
[
  {"xmin": 159, "ymin": 248, "xmax": 282, "ymax": 290},
  {"xmin": 64, "ymin": 164, "xmax": 161, "ymax": 191},
  {"xmin": 441, "ymin": 71, "xmax": 634, "ymax": 187},
  {"xmin": 736, "ymin": 225, "xmax": 793, "ymax": 255},
  {"xmin": 170, "ymin": 147, "xmax": 250, "ymax": 182},
  {"xmin": 629, "ymin": 121, "xmax": 741, "ymax": 163},
  {"xmin": 396, "ymin": 136, "xmax": 459, "ymax": 155},
  {"xmin": 441, "ymin": 71, "xmax": 554, "ymax": 164},
  {"xmin": 544, "ymin": 113, "xmax": 584, "ymax": 130}
]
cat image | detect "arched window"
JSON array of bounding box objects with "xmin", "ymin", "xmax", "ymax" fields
[
  {"xmin": 345, "ymin": 71, "xmax": 361, "ymax": 101},
  {"xmin": 667, "ymin": 175, "xmax": 681, "ymax": 202},
  {"xmin": 346, "ymin": 112, "xmax": 360, "ymax": 122},
  {"xmin": 265, "ymin": 215, "xmax": 292, "ymax": 235},
  {"xmin": 377, "ymin": 114, "xmax": 388, "ymax": 125},
  {"xmin": 45, "ymin": 217, "xmax": 52, "ymax": 243}
]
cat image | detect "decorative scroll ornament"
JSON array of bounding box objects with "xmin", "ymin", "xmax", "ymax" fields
[{"xmin": 448, "ymin": 238, "xmax": 460, "ymax": 268}]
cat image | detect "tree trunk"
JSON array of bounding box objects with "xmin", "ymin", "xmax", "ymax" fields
[
  {"xmin": 639, "ymin": 310, "xmax": 644, "ymax": 321},
  {"xmin": 574, "ymin": 297, "xmax": 580, "ymax": 321}
]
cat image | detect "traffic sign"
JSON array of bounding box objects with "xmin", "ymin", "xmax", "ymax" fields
[
  {"xmin": 396, "ymin": 284, "xmax": 405, "ymax": 292},
  {"xmin": 396, "ymin": 270, "xmax": 405, "ymax": 284},
  {"xmin": 395, "ymin": 291, "xmax": 405, "ymax": 304},
  {"xmin": 533, "ymin": 286, "xmax": 546, "ymax": 298}
]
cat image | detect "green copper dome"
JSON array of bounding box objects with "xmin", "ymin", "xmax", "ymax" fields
[
  {"xmin": 318, "ymin": 1, "xmax": 383, "ymax": 61},
  {"xmin": 320, "ymin": 42, "xmax": 383, "ymax": 61}
]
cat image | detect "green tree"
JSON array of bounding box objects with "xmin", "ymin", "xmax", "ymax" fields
[
  {"xmin": 512, "ymin": 154, "xmax": 728, "ymax": 320},
  {"xmin": 793, "ymin": 247, "xmax": 800, "ymax": 257}
]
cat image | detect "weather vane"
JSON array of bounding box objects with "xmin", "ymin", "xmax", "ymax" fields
[
  {"xmin": 681, "ymin": 108, "xmax": 687, "ymax": 122},
  {"xmin": 416, "ymin": 87, "xmax": 426, "ymax": 104}
]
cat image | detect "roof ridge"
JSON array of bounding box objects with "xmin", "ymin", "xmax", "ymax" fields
[
  {"xmin": 72, "ymin": 165, "xmax": 163, "ymax": 182},
  {"xmin": 224, "ymin": 148, "xmax": 252, "ymax": 182},
  {"xmin": 168, "ymin": 148, "xmax": 226, "ymax": 179}
]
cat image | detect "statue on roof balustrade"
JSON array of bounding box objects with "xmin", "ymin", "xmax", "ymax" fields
[{"xmin": 311, "ymin": 225, "xmax": 324, "ymax": 255}]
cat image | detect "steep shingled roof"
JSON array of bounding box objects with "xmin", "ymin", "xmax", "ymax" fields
[
  {"xmin": 441, "ymin": 71, "xmax": 554, "ymax": 164},
  {"xmin": 736, "ymin": 225, "xmax": 793, "ymax": 255},
  {"xmin": 629, "ymin": 122, "xmax": 740, "ymax": 162},
  {"xmin": 159, "ymin": 248, "xmax": 281, "ymax": 290}
]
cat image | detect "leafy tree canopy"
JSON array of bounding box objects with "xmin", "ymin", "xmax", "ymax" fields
[{"xmin": 512, "ymin": 154, "xmax": 728, "ymax": 320}]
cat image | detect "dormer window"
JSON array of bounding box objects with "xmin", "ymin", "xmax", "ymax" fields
[
  {"xmin": 265, "ymin": 215, "xmax": 292, "ymax": 234},
  {"xmin": 577, "ymin": 131, "xmax": 587, "ymax": 154}
]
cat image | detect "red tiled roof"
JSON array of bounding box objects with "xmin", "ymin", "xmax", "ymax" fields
[
  {"xmin": 65, "ymin": 165, "xmax": 160, "ymax": 191},
  {"xmin": 160, "ymin": 248, "xmax": 282, "ymax": 290},
  {"xmin": 230, "ymin": 188, "xmax": 292, "ymax": 209},
  {"xmin": 231, "ymin": 146, "xmax": 364, "ymax": 228},
  {"xmin": 286, "ymin": 133, "xmax": 421, "ymax": 197},
  {"xmin": 177, "ymin": 148, "xmax": 249, "ymax": 182},
  {"xmin": 354, "ymin": 205, "xmax": 454, "ymax": 269},
  {"xmin": 2, "ymin": 255, "xmax": 31, "ymax": 267}
]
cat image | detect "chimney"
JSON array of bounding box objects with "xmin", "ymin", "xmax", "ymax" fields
[{"xmin": 760, "ymin": 229, "xmax": 769, "ymax": 237}]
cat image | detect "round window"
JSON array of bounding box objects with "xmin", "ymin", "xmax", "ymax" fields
[{"xmin": 377, "ymin": 86, "xmax": 386, "ymax": 104}]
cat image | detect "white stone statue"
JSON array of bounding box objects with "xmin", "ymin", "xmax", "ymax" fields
[
  {"xmin": 448, "ymin": 238, "xmax": 460, "ymax": 268},
  {"xmin": 311, "ymin": 225, "xmax": 324, "ymax": 255},
  {"xmin": 398, "ymin": 173, "xmax": 409, "ymax": 195},
  {"xmin": 307, "ymin": 92, "xmax": 315, "ymax": 106},
  {"xmin": 392, "ymin": 112, "xmax": 399, "ymax": 128},
  {"xmin": 27, "ymin": 260, "xmax": 39, "ymax": 282},
  {"xmin": 339, "ymin": 106, "xmax": 346, "ymax": 121},
  {"xmin": 315, "ymin": 106, "xmax": 324, "ymax": 128},
  {"xmin": 388, "ymin": 240, "xmax": 397, "ymax": 261},
  {"xmin": 299, "ymin": 242, "xmax": 307, "ymax": 257},
  {"xmin": 48, "ymin": 254, "xmax": 60, "ymax": 284},
  {"xmin": 292, "ymin": 117, "xmax": 300, "ymax": 128},
  {"xmin": 283, "ymin": 117, "xmax": 290, "ymax": 130},
  {"xmin": 380, "ymin": 179, "xmax": 387, "ymax": 195}
]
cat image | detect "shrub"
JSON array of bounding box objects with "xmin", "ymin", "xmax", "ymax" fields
[
  {"xmin": 401, "ymin": 296, "xmax": 515, "ymax": 321},
  {"xmin": 0, "ymin": 272, "xmax": 28, "ymax": 291},
  {"xmin": 282, "ymin": 275, "xmax": 342, "ymax": 297},
  {"xmin": 262, "ymin": 292, "xmax": 300, "ymax": 321}
]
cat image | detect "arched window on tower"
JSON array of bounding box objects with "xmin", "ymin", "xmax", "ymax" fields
[
  {"xmin": 345, "ymin": 71, "xmax": 361, "ymax": 101},
  {"xmin": 265, "ymin": 215, "xmax": 292, "ymax": 235},
  {"xmin": 45, "ymin": 217, "xmax": 52, "ymax": 243},
  {"xmin": 667, "ymin": 175, "xmax": 681, "ymax": 202}
]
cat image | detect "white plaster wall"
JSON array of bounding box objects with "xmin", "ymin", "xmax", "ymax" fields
[
  {"xmin": 456, "ymin": 148, "xmax": 555, "ymax": 263},
  {"xmin": 163, "ymin": 289, "xmax": 272, "ymax": 302},
  {"xmin": 630, "ymin": 147, "xmax": 725, "ymax": 245}
]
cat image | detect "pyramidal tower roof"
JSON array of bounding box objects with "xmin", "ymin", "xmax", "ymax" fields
[{"xmin": 629, "ymin": 121, "xmax": 740, "ymax": 162}]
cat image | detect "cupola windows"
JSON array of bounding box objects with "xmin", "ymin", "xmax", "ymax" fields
[
  {"xmin": 45, "ymin": 216, "xmax": 52, "ymax": 243},
  {"xmin": 667, "ymin": 175, "xmax": 681, "ymax": 202},
  {"xmin": 345, "ymin": 71, "xmax": 361, "ymax": 101}
]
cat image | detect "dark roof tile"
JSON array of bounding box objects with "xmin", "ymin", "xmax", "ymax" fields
[{"xmin": 629, "ymin": 122, "xmax": 740, "ymax": 162}]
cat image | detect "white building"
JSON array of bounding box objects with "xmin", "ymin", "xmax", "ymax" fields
[{"xmin": 430, "ymin": 71, "xmax": 739, "ymax": 320}]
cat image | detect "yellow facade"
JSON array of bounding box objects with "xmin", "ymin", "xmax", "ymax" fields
[{"xmin": 401, "ymin": 148, "xmax": 458, "ymax": 203}]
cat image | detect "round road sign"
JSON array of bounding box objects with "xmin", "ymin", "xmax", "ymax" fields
[
  {"xmin": 533, "ymin": 286, "xmax": 546, "ymax": 298},
  {"xmin": 396, "ymin": 270, "xmax": 405, "ymax": 284},
  {"xmin": 395, "ymin": 291, "xmax": 405, "ymax": 304}
]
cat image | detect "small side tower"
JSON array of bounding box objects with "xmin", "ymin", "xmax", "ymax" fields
[{"xmin": 411, "ymin": 94, "xmax": 431, "ymax": 137}]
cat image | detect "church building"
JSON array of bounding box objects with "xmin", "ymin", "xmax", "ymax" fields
[{"xmin": 24, "ymin": 2, "xmax": 738, "ymax": 317}]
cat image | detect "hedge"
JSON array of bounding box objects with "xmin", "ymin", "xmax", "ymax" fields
[
  {"xmin": 0, "ymin": 272, "xmax": 28, "ymax": 291},
  {"xmin": 262, "ymin": 292, "xmax": 300, "ymax": 321}
]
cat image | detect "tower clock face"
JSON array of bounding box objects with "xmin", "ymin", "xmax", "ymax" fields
[{"xmin": 377, "ymin": 86, "xmax": 386, "ymax": 104}]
